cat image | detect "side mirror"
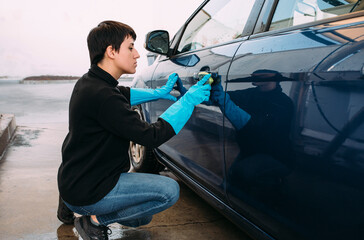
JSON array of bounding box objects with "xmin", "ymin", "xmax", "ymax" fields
[{"xmin": 145, "ymin": 30, "xmax": 170, "ymax": 55}]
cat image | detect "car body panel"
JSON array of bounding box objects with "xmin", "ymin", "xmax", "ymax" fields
[{"xmin": 133, "ymin": 0, "xmax": 364, "ymax": 239}]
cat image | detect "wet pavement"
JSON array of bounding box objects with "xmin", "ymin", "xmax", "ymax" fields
[{"xmin": 0, "ymin": 81, "xmax": 252, "ymax": 239}]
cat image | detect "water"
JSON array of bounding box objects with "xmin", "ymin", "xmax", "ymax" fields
[
  {"xmin": 0, "ymin": 81, "xmax": 75, "ymax": 126},
  {"xmin": 0, "ymin": 79, "xmax": 133, "ymax": 126}
]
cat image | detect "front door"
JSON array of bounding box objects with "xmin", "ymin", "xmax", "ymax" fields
[{"xmin": 150, "ymin": 0, "xmax": 256, "ymax": 201}]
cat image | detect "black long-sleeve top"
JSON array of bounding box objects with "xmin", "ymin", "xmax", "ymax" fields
[{"xmin": 58, "ymin": 64, "xmax": 175, "ymax": 206}]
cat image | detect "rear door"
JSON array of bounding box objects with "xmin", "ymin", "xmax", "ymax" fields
[
  {"xmin": 224, "ymin": 0, "xmax": 364, "ymax": 239},
  {"xmin": 149, "ymin": 0, "xmax": 258, "ymax": 202}
]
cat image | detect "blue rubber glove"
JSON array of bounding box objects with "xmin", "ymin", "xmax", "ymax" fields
[
  {"xmin": 130, "ymin": 73, "xmax": 179, "ymax": 106},
  {"xmin": 173, "ymin": 76, "xmax": 188, "ymax": 99},
  {"xmin": 160, "ymin": 74, "xmax": 212, "ymax": 134},
  {"xmin": 211, "ymin": 83, "xmax": 251, "ymax": 130}
]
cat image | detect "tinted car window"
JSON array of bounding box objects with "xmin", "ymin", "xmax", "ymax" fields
[
  {"xmin": 177, "ymin": 0, "xmax": 255, "ymax": 53},
  {"xmin": 270, "ymin": 0, "xmax": 363, "ymax": 31}
]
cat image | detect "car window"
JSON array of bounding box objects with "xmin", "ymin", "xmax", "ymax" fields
[
  {"xmin": 177, "ymin": 0, "xmax": 255, "ymax": 53},
  {"xmin": 270, "ymin": 0, "xmax": 363, "ymax": 31}
]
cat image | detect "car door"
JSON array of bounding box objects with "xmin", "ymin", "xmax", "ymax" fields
[
  {"xmin": 149, "ymin": 0, "xmax": 258, "ymax": 201},
  {"xmin": 224, "ymin": 0, "xmax": 364, "ymax": 239}
]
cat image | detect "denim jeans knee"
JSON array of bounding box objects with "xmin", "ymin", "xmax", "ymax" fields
[{"xmin": 64, "ymin": 172, "xmax": 180, "ymax": 227}]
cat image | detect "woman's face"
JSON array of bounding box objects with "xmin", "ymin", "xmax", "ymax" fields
[{"xmin": 114, "ymin": 36, "xmax": 140, "ymax": 75}]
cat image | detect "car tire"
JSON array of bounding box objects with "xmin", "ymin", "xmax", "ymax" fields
[{"xmin": 129, "ymin": 105, "xmax": 165, "ymax": 174}]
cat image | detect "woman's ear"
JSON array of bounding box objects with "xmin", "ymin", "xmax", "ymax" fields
[{"xmin": 105, "ymin": 45, "xmax": 115, "ymax": 59}]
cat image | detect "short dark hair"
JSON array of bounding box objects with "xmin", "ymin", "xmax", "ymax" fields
[{"xmin": 87, "ymin": 20, "xmax": 137, "ymax": 65}]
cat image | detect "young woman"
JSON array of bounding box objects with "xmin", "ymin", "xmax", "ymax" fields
[{"xmin": 57, "ymin": 20, "xmax": 211, "ymax": 240}]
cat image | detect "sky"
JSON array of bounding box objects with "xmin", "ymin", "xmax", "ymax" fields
[{"xmin": 0, "ymin": 0, "xmax": 203, "ymax": 77}]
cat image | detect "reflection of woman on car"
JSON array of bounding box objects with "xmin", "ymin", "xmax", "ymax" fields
[{"xmin": 210, "ymin": 70, "xmax": 295, "ymax": 197}]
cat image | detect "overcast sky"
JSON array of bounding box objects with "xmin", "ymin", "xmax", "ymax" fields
[{"xmin": 0, "ymin": 0, "xmax": 203, "ymax": 77}]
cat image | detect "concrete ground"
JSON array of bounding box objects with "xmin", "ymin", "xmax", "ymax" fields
[{"xmin": 0, "ymin": 122, "xmax": 251, "ymax": 240}]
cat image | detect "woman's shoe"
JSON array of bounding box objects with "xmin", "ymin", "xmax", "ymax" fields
[
  {"xmin": 74, "ymin": 216, "xmax": 111, "ymax": 240},
  {"xmin": 57, "ymin": 195, "xmax": 75, "ymax": 225}
]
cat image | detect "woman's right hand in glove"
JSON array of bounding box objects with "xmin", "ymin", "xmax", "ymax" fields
[
  {"xmin": 182, "ymin": 74, "xmax": 212, "ymax": 106},
  {"xmin": 160, "ymin": 74, "xmax": 212, "ymax": 134}
]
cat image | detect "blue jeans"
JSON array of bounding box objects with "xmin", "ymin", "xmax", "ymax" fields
[{"xmin": 64, "ymin": 172, "xmax": 179, "ymax": 227}]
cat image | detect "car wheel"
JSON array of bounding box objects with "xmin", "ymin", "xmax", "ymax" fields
[{"xmin": 129, "ymin": 105, "xmax": 165, "ymax": 174}]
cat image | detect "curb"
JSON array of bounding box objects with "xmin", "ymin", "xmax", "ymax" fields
[{"xmin": 0, "ymin": 114, "xmax": 17, "ymax": 158}]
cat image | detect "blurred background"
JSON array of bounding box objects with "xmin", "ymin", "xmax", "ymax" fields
[{"xmin": 0, "ymin": 0, "xmax": 203, "ymax": 78}]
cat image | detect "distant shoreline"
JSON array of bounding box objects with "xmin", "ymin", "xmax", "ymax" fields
[
  {"xmin": 0, "ymin": 75, "xmax": 133, "ymax": 85},
  {"xmin": 23, "ymin": 75, "xmax": 80, "ymax": 81}
]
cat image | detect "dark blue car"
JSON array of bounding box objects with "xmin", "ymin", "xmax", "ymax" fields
[{"xmin": 129, "ymin": 0, "xmax": 364, "ymax": 239}]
